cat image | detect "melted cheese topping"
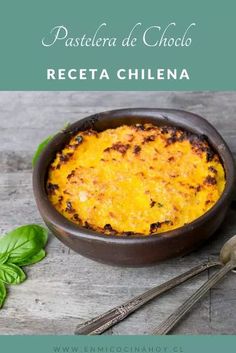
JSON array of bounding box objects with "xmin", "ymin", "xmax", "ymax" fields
[{"xmin": 47, "ymin": 124, "xmax": 225, "ymax": 236}]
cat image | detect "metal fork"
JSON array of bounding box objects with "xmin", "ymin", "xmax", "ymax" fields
[{"xmin": 75, "ymin": 260, "xmax": 220, "ymax": 335}]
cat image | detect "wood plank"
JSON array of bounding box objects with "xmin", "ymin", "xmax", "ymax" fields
[{"xmin": 0, "ymin": 91, "xmax": 235, "ymax": 334}]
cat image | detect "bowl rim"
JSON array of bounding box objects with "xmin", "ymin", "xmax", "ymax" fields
[{"xmin": 33, "ymin": 107, "xmax": 235, "ymax": 245}]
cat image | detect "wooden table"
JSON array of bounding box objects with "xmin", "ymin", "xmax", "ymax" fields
[{"xmin": 0, "ymin": 91, "xmax": 236, "ymax": 335}]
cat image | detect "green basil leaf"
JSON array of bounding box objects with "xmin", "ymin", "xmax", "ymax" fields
[
  {"xmin": 32, "ymin": 135, "xmax": 52, "ymax": 167},
  {"xmin": 0, "ymin": 263, "xmax": 26, "ymax": 284},
  {"xmin": 0, "ymin": 253, "xmax": 9, "ymax": 264},
  {"xmin": 0, "ymin": 281, "xmax": 6, "ymax": 308},
  {"xmin": 0, "ymin": 224, "xmax": 48, "ymax": 264},
  {"xmin": 62, "ymin": 122, "xmax": 70, "ymax": 131},
  {"xmin": 16, "ymin": 249, "xmax": 46, "ymax": 267}
]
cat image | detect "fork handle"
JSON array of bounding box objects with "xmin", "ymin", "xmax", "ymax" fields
[
  {"xmin": 153, "ymin": 260, "xmax": 235, "ymax": 335},
  {"xmin": 75, "ymin": 261, "xmax": 219, "ymax": 335}
]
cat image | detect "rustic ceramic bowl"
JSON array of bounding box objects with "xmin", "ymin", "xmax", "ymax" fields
[{"xmin": 33, "ymin": 108, "xmax": 235, "ymax": 266}]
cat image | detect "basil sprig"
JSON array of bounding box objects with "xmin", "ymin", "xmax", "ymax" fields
[
  {"xmin": 32, "ymin": 122, "xmax": 71, "ymax": 167},
  {"xmin": 0, "ymin": 224, "xmax": 48, "ymax": 309},
  {"xmin": 0, "ymin": 263, "xmax": 26, "ymax": 284},
  {"xmin": 32, "ymin": 136, "xmax": 52, "ymax": 167},
  {"xmin": 0, "ymin": 281, "xmax": 6, "ymax": 308}
]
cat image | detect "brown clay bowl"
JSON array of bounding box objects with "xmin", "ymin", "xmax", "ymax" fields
[{"xmin": 33, "ymin": 108, "xmax": 235, "ymax": 266}]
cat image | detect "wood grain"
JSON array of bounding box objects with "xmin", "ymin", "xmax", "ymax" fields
[{"xmin": 0, "ymin": 91, "xmax": 236, "ymax": 335}]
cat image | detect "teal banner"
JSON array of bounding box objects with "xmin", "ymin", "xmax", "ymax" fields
[
  {"xmin": 0, "ymin": 336, "xmax": 236, "ymax": 353},
  {"xmin": 0, "ymin": 0, "xmax": 236, "ymax": 90}
]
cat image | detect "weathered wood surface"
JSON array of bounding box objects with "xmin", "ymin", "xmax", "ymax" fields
[{"xmin": 0, "ymin": 91, "xmax": 236, "ymax": 335}]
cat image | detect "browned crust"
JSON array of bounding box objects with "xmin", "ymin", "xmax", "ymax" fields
[{"xmin": 47, "ymin": 123, "xmax": 222, "ymax": 236}]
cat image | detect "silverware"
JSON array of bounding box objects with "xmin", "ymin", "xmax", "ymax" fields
[
  {"xmin": 153, "ymin": 235, "xmax": 236, "ymax": 335},
  {"xmin": 75, "ymin": 260, "xmax": 220, "ymax": 335}
]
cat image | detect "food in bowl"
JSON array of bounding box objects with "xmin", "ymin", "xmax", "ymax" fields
[{"xmin": 46, "ymin": 123, "xmax": 225, "ymax": 236}]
